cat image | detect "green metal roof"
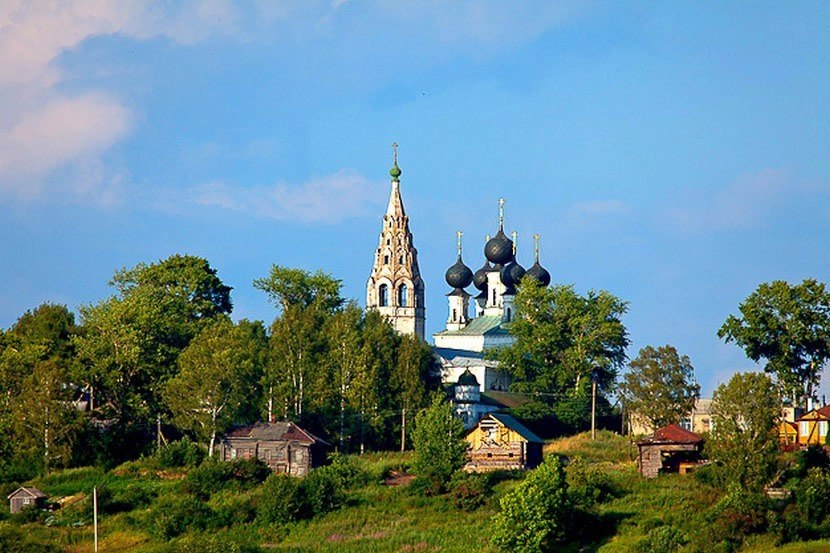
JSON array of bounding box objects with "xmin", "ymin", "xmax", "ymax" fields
[{"xmin": 434, "ymin": 315, "xmax": 509, "ymax": 337}]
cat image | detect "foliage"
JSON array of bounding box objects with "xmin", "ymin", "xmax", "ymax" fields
[
  {"xmin": 708, "ymin": 372, "xmax": 781, "ymax": 490},
  {"xmin": 155, "ymin": 437, "xmax": 205, "ymax": 468},
  {"xmin": 165, "ymin": 319, "xmax": 266, "ymax": 456},
  {"xmin": 635, "ymin": 525, "xmax": 687, "ymax": 553},
  {"xmin": 302, "ymin": 465, "xmax": 346, "ymax": 516},
  {"xmin": 145, "ymin": 494, "xmax": 215, "ymax": 539},
  {"xmin": 0, "ymin": 525, "xmax": 61, "ymax": 553},
  {"xmin": 182, "ymin": 459, "xmax": 270, "ymax": 500},
  {"xmin": 411, "ymin": 394, "xmax": 468, "ymax": 493},
  {"xmin": 255, "ymin": 474, "xmax": 306, "ymax": 524},
  {"xmin": 621, "ymin": 345, "xmax": 700, "ymax": 430},
  {"xmin": 448, "ymin": 472, "xmax": 493, "ymax": 511},
  {"xmin": 499, "ymin": 280, "xmax": 629, "ymax": 428},
  {"xmin": 253, "ymin": 264, "xmax": 343, "ymax": 313},
  {"xmin": 703, "ymin": 486, "xmax": 770, "ymax": 550},
  {"xmin": 491, "ymin": 454, "xmax": 573, "ymax": 552},
  {"xmin": 719, "ymin": 278, "xmax": 830, "ymax": 404}
]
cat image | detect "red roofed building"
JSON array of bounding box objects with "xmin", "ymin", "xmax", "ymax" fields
[
  {"xmin": 637, "ymin": 424, "xmax": 704, "ymax": 478},
  {"xmin": 220, "ymin": 421, "xmax": 331, "ymax": 477}
]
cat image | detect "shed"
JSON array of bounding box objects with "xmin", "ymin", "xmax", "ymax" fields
[
  {"xmin": 7, "ymin": 487, "xmax": 47, "ymax": 514},
  {"xmin": 637, "ymin": 424, "xmax": 704, "ymax": 478},
  {"xmin": 220, "ymin": 421, "xmax": 331, "ymax": 477},
  {"xmin": 465, "ymin": 413, "xmax": 544, "ymax": 472}
]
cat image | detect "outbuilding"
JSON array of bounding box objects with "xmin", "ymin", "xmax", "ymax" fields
[
  {"xmin": 637, "ymin": 424, "xmax": 704, "ymax": 478},
  {"xmin": 7, "ymin": 487, "xmax": 47, "ymax": 514},
  {"xmin": 220, "ymin": 421, "xmax": 330, "ymax": 477},
  {"xmin": 465, "ymin": 413, "xmax": 544, "ymax": 472}
]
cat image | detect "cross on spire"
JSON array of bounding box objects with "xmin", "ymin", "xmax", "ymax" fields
[
  {"xmin": 456, "ymin": 230, "xmax": 463, "ymax": 259},
  {"xmin": 498, "ymin": 198, "xmax": 505, "ymax": 230},
  {"xmin": 511, "ymin": 231, "xmax": 518, "ymax": 256},
  {"xmin": 534, "ymin": 233, "xmax": 540, "ymax": 262},
  {"xmin": 392, "ymin": 142, "xmax": 398, "ymax": 165}
]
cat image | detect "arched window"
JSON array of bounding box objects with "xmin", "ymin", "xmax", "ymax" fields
[
  {"xmin": 379, "ymin": 284, "xmax": 389, "ymax": 307},
  {"xmin": 452, "ymin": 308, "xmax": 457, "ymax": 322},
  {"xmin": 398, "ymin": 284, "xmax": 408, "ymax": 307},
  {"xmin": 506, "ymin": 307, "xmax": 512, "ymax": 321},
  {"xmin": 384, "ymin": 254, "xmax": 390, "ymax": 265}
]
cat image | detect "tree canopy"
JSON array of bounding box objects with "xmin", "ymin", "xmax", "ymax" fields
[
  {"xmin": 254, "ymin": 265, "xmax": 343, "ymax": 313},
  {"xmin": 620, "ymin": 345, "xmax": 700, "ymax": 431}
]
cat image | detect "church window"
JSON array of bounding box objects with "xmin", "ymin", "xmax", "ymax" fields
[
  {"xmin": 384, "ymin": 254, "xmax": 390, "ymax": 264},
  {"xmin": 379, "ymin": 284, "xmax": 389, "ymax": 307},
  {"xmin": 452, "ymin": 309, "xmax": 457, "ymax": 321},
  {"xmin": 398, "ymin": 284, "xmax": 408, "ymax": 307},
  {"xmin": 399, "ymin": 255, "xmax": 404, "ymax": 264},
  {"xmin": 492, "ymin": 289, "xmax": 496, "ymax": 304},
  {"xmin": 506, "ymin": 307, "xmax": 512, "ymax": 321}
]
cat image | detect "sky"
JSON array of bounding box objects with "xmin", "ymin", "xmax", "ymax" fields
[{"xmin": 1, "ymin": 1, "xmax": 829, "ymax": 395}]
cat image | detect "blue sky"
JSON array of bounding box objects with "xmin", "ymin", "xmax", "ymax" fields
[{"xmin": 1, "ymin": 1, "xmax": 829, "ymax": 395}]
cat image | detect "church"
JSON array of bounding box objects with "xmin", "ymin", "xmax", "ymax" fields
[{"xmin": 366, "ymin": 147, "xmax": 552, "ymax": 427}]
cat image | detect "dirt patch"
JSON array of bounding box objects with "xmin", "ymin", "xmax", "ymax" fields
[{"xmin": 384, "ymin": 470, "xmax": 415, "ymax": 487}]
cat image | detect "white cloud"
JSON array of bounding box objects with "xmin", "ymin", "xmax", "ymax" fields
[
  {"xmin": 0, "ymin": 1, "xmax": 241, "ymax": 202},
  {"xmin": 668, "ymin": 169, "xmax": 797, "ymax": 232},
  {"xmin": 188, "ymin": 171, "xmax": 384, "ymax": 223}
]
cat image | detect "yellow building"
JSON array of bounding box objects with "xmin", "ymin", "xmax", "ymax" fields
[
  {"xmin": 796, "ymin": 406, "xmax": 830, "ymax": 446},
  {"xmin": 465, "ymin": 413, "xmax": 543, "ymax": 472}
]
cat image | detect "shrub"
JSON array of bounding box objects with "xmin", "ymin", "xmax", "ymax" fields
[
  {"xmin": 411, "ymin": 394, "xmax": 468, "ymax": 494},
  {"xmin": 256, "ymin": 474, "xmax": 306, "ymax": 524},
  {"xmin": 183, "ymin": 459, "xmax": 268, "ymax": 499},
  {"xmin": 566, "ymin": 459, "xmax": 614, "ymax": 510},
  {"xmin": 146, "ymin": 495, "xmax": 215, "ymax": 539},
  {"xmin": 492, "ymin": 455, "xmax": 573, "ymax": 553},
  {"xmin": 325, "ymin": 453, "xmax": 372, "ymax": 488},
  {"xmin": 303, "ymin": 466, "xmax": 344, "ymax": 516},
  {"xmin": 636, "ymin": 525, "xmax": 687, "ymax": 553},
  {"xmin": 700, "ymin": 486, "xmax": 769, "ymax": 550},
  {"xmin": 449, "ymin": 472, "xmax": 492, "ymax": 511},
  {"xmin": 0, "ymin": 525, "xmax": 61, "ymax": 553},
  {"xmin": 167, "ymin": 533, "xmax": 262, "ymax": 553},
  {"xmin": 229, "ymin": 458, "xmax": 270, "ymax": 488},
  {"xmin": 155, "ymin": 438, "xmax": 205, "ymax": 469},
  {"xmin": 97, "ymin": 483, "xmax": 156, "ymax": 514}
]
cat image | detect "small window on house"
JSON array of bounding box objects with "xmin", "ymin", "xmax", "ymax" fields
[
  {"xmin": 379, "ymin": 284, "xmax": 389, "ymax": 307},
  {"xmin": 820, "ymin": 421, "xmax": 828, "ymax": 436},
  {"xmin": 230, "ymin": 448, "xmax": 237, "ymax": 459},
  {"xmin": 801, "ymin": 421, "xmax": 810, "ymax": 436}
]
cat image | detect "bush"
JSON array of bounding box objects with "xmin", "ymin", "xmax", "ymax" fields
[
  {"xmin": 256, "ymin": 474, "xmax": 306, "ymax": 524},
  {"xmin": 228, "ymin": 458, "xmax": 271, "ymax": 488},
  {"xmin": 155, "ymin": 438, "xmax": 205, "ymax": 469},
  {"xmin": 166, "ymin": 533, "xmax": 262, "ymax": 553},
  {"xmin": 448, "ymin": 472, "xmax": 492, "ymax": 511},
  {"xmin": 146, "ymin": 495, "xmax": 215, "ymax": 539},
  {"xmin": 636, "ymin": 525, "xmax": 687, "ymax": 553},
  {"xmin": 411, "ymin": 395, "xmax": 468, "ymax": 494},
  {"xmin": 566, "ymin": 459, "xmax": 614, "ymax": 510},
  {"xmin": 183, "ymin": 459, "xmax": 269, "ymax": 499},
  {"xmin": 492, "ymin": 455, "xmax": 573, "ymax": 553},
  {"xmin": 97, "ymin": 483, "xmax": 156, "ymax": 514},
  {"xmin": 700, "ymin": 487, "xmax": 769, "ymax": 551},
  {"xmin": 0, "ymin": 525, "xmax": 61, "ymax": 553},
  {"xmin": 325, "ymin": 453, "xmax": 372, "ymax": 488},
  {"xmin": 303, "ymin": 466, "xmax": 345, "ymax": 516}
]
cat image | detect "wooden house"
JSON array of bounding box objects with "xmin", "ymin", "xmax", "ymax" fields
[
  {"xmin": 778, "ymin": 421, "xmax": 799, "ymax": 447},
  {"xmin": 796, "ymin": 406, "xmax": 830, "ymax": 446},
  {"xmin": 7, "ymin": 487, "xmax": 47, "ymax": 514},
  {"xmin": 464, "ymin": 413, "xmax": 544, "ymax": 472},
  {"xmin": 220, "ymin": 421, "xmax": 331, "ymax": 477},
  {"xmin": 637, "ymin": 424, "xmax": 704, "ymax": 478}
]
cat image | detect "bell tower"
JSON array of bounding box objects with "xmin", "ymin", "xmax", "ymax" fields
[{"xmin": 366, "ymin": 144, "xmax": 426, "ymax": 339}]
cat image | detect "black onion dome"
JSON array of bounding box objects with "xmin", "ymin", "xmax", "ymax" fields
[
  {"xmin": 485, "ymin": 230, "xmax": 513, "ymax": 265},
  {"xmin": 526, "ymin": 262, "xmax": 551, "ymax": 287},
  {"xmin": 457, "ymin": 369, "xmax": 479, "ymax": 387},
  {"xmin": 445, "ymin": 258, "xmax": 473, "ymax": 289},
  {"xmin": 473, "ymin": 260, "xmax": 491, "ymax": 291},
  {"xmin": 500, "ymin": 259, "xmax": 526, "ymax": 293}
]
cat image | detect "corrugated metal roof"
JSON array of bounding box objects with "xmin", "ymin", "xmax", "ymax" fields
[
  {"xmin": 434, "ymin": 315, "xmax": 509, "ymax": 337},
  {"xmin": 487, "ymin": 413, "xmax": 544, "ymax": 443},
  {"xmin": 225, "ymin": 421, "xmax": 330, "ymax": 446}
]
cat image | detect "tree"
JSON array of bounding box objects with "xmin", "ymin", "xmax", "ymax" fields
[
  {"xmin": 165, "ymin": 319, "xmax": 265, "ymax": 457},
  {"xmin": 719, "ymin": 279, "xmax": 830, "ymax": 406},
  {"xmin": 492, "ymin": 455, "xmax": 573, "ymax": 552},
  {"xmin": 323, "ymin": 302, "xmax": 364, "ymax": 449},
  {"xmin": 12, "ymin": 359, "xmax": 81, "ymax": 473},
  {"xmin": 354, "ymin": 310, "xmax": 398, "ymax": 453},
  {"xmin": 392, "ymin": 334, "xmax": 438, "ymax": 451},
  {"xmin": 497, "ymin": 279, "xmax": 629, "ymax": 427},
  {"xmin": 411, "ymin": 394, "xmax": 468, "ymax": 491},
  {"xmin": 708, "ymin": 372, "xmax": 781, "ymax": 490},
  {"xmin": 254, "ymin": 265, "xmax": 343, "ymax": 313},
  {"xmin": 620, "ymin": 345, "xmax": 700, "ymax": 431}
]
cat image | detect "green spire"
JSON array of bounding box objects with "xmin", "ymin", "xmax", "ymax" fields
[{"xmin": 390, "ymin": 142, "xmax": 402, "ymax": 182}]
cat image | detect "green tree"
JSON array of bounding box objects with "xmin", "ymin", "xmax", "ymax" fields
[
  {"xmin": 165, "ymin": 319, "xmax": 265, "ymax": 456},
  {"xmin": 323, "ymin": 303, "xmax": 364, "ymax": 450},
  {"xmin": 11, "ymin": 359, "xmax": 82, "ymax": 473},
  {"xmin": 392, "ymin": 333, "xmax": 438, "ymax": 451},
  {"xmin": 620, "ymin": 345, "xmax": 700, "ymax": 431},
  {"xmin": 254, "ymin": 265, "xmax": 343, "ymax": 313},
  {"xmin": 411, "ymin": 394, "xmax": 467, "ymax": 491},
  {"xmin": 498, "ymin": 279, "xmax": 629, "ymax": 427},
  {"xmin": 719, "ymin": 279, "xmax": 830, "ymax": 406},
  {"xmin": 492, "ymin": 455, "xmax": 573, "ymax": 552},
  {"xmin": 708, "ymin": 372, "xmax": 781, "ymax": 490}
]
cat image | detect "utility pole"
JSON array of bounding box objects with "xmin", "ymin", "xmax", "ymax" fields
[
  {"xmin": 93, "ymin": 486, "xmax": 98, "ymax": 552},
  {"xmin": 591, "ymin": 379, "xmax": 597, "ymax": 440}
]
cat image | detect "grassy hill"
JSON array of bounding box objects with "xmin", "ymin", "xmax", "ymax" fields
[{"xmin": 4, "ymin": 433, "xmax": 830, "ymax": 552}]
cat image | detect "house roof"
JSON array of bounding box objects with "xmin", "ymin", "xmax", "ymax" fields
[
  {"xmin": 482, "ymin": 413, "xmax": 544, "ymax": 443},
  {"xmin": 225, "ymin": 421, "xmax": 331, "ymax": 447},
  {"xmin": 7, "ymin": 487, "xmax": 46, "ymax": 500},
  {"xmin": 639, "ymin": 424, "xmax": 704, "ymax": 445},
  {"xmin": 778, "ymin": 421, "xmax": 798, "ymax": 433},
  {"xmin": 433, "ymin": 315, "xmax": 509, "ymax": 337},
  {"xmin": 482, "ymin": 391, "xmax": 532, "ymax": 409},
  {"xmin": 797, "ymin": 405, "xmax": 830, "ymax": 421}
]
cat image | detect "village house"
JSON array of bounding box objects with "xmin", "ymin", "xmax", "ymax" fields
[
  {"xmin": 794, "ymin": 405, "xmax": 830, "ymax": 446},
  {"xmin": 637, "ymin": 424, "xmax": 704, "ymax": 478},
  {"xmin": 219, "ymin": 421, "xmax": 330, "ymax": 477},
  {"xmin": 7, "ymin": 487, "xmax": 47, "ymax": 514},
  {"xmin": 464, "ymin": 413, "xmax": 543, "ymax": 472},
  {"xmin": 629, "ymin": 398, "xmax": 713, "ymax": 436}
]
